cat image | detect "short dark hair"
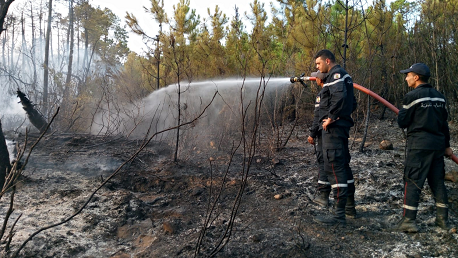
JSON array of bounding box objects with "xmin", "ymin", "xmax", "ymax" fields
[
  {"xmin": 416, "ymin": 73, "xmax": 430, "ymax": 83},
  {"xmin": 314, "ymin": 49, "xmax": 336, "ymax": 63}
]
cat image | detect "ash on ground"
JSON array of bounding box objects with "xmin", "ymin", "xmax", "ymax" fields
[{"xmin": 1, "ymin": 117, "xmax": 457, "ymax": 258}]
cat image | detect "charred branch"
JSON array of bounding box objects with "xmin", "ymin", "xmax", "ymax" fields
[
  {"xmin": 0, "ymin": 186, "xmax": 15, "ymax": 241},
  {"xmin": 16, "ymin": 90, "xmax": 49, "ymax": 133},
  {"xmin": 11, "ymin": 95, "xmax": 216, "ymax": 257},
  {"xmin": 1, "ymin": 108, "xmax": 57, "ymax": 200}
]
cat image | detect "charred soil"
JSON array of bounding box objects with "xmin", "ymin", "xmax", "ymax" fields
[{"xmin": 1, "ymin": 115, "xmax": 458, "ymax": 258}]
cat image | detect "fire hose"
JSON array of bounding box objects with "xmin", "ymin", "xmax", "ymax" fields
[{"xmin": 290, "ymin": 76, "xmax": 458, "ymax": 165}]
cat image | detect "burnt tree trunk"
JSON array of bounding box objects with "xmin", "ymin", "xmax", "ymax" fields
[
  {"xmin": 0, "ymin": 120, "xmax": 11, "ymax": 190},
  {"xmin": 17, "ymin": 90, "xmax": 49, "ymax": 133},
  {"xmin": 42, "ymin": 0, "xmax": 53, "ymax": 115},
  {"xmin": 0, "ymin": 0, "xmax": 16, "ymax": 35},
  {"xmin": 0, "ymin": 0, "xmax": 16, "ymax": 189},
  {"xmin": 63, "ymin": 0, "xmax": 74, "ymax": 117}
]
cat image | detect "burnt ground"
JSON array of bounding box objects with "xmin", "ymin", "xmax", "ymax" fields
[{"xmin": 1, "ymin": 115, "xmax": 458, "ymax": 258}]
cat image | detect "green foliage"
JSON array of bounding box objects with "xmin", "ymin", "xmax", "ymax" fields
[
  {"xmin": 118, "ymin": 0, "xmax": 458, "ymax": 121},
  {"xmin": 6, "ymin": 0, "xmax": 458, "ymax": 133},
  {"xmin": 75, "ymin": 4, "xmax": 129, "ymax": 67}
]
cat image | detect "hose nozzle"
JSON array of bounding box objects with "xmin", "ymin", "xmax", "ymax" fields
[
  {"xmin": 290, "ymin": 76, "xmax": 304, "ymax": 83},
  {"xmin": 289, "ymin": 76, "xmax": 315, "ymax": 84},
  {"xmin": 290, "ymin": 73, "xmax": 317, "ymax": 88},
  {"xmin": 290, "ymin": 72, "xmax": 316, "ymax": 84}
]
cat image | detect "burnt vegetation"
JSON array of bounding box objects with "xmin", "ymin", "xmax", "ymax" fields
[{"xmin": 1, "ymin": 0, "xmax": 458, "ymax": 257}]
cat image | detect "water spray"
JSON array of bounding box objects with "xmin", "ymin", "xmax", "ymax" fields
[{"xmin": 290, "ymin": 74, "xmax": 458, "ymax": 165}]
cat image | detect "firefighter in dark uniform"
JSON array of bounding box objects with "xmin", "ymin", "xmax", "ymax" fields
[
  {"xmin": 308, "ymin": 71, "xmax": 331, "ymax": 207},
  {"xmin": 312, "ymin": 49, "xmax": 357, "ymax": 225},
  {"xmin": 396, "ymin": 63, "xmax": 454, "ymax": 232}
]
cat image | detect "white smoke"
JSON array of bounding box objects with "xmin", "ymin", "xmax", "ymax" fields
[
  {"xmin": 1, "ymin": 95, "xmax": 23, "ymax": 116},
  {"xmin": 91, "ymin": 78, "xmax": 295, "ymax": 145},
  {"xmin": 0, "ymin": 89, "xmax": 28, "ymax": 131},
  {"xmin": 5, "ymin": 139, "xmax": 18, "ymax": 162}
]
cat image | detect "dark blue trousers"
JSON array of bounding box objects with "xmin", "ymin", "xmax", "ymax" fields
[{"xmin": 403, "ymin": 149, "xmax": 448, "ymax": 219}]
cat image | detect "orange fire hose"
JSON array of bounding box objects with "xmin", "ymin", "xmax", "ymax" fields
[
  {"xmin": 352, "ymin": 83, "xmax": 399, "ymax": 115},
  {"xmin": 302, "ymin": 77, "xmax": 458, "ymax": 165}
]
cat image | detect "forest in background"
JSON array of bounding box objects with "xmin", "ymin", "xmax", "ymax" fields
[
  {"xmin": 1, "ymin": 1, "xmax": 458, "ymax": 256},
  {"xmin": 1, "ymin": 0, "xmax": 458, "ymax": 134}
]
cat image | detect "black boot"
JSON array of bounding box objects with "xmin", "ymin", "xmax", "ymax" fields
[
  {"xmin": 314, "ymin": 209, "xmax": 346, "ymax": 226},
  {"xmin": 395, "ymin": 217, "xmax": 419, "ymax": 233},
  {"xmin": 436, "ymin": 207, "xmax": 451, "ymax": 230},
  {"xmin": 314, "ymin": 199, "xmax": 346, "ymax": 226},
  {"xmin": 345, "ymin": 194, "xmax": 358, "ymax": 218},
  {"xmin": 314, "ymin": 191, "xmax": 330, "ymax": 207}
]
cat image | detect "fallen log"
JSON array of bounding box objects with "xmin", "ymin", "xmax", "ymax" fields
[{"xmin": 17, "ymin": 90, "xmax": 49, "ymax": 133}]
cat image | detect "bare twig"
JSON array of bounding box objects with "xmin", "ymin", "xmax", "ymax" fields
[
  {"xmin": 295, "ymin": 220, "xmax": 311, "ymax": 255},
  {"xmin": 0, "ymin": 108, "xmax": 58, "ymax": 257},
  {"xmin": 5, "ymin": 213, "xmax": 21, "ymax": 253},
  {"xmin": 207, "ymin": 77, "xmax": 267, "ymax": 257},
  {"xmin": 0, "ymin": 187, "xmax": 15, "ymax": 241},
  {"xmin": 194, "ymin": 140, "xmax": 241, "ymax": 256},
  {"xmin": 10, "ymin": 93, "xmax": 218, "ymax": 258},
  {"xmin": 1, "ymin": 108, "xmax": 59, "ymax": 196}
]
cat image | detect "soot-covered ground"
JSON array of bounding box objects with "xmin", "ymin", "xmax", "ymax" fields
[{"xmin": 1, "ymin": 115, "xmax": 457, "ymax": 258}]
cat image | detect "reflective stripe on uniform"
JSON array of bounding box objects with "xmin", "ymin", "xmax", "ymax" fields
[
  {"xmin": 347, "ymin": 179, "xmax": 354, "ymax": 184},
  {"xmin": 318, "ymin": 180, "xmax": 331, "ymax": 185},
  {"xmin": 323, "ymin": 74, "xmax": 351, "ymax": 87},
  {"xmin": 402, "ymin": 97, "xmax": 445, "ymax": 109},
  {"xmin": 403, "ymin": 204, "xmax": 418, "ymax": 210},
  {"xmin": 436, "ymin": 203, "xmax": 448, "ymax": 208},
  {"xmin": 315, "ymin": 104, "xmax": 319, "ymax": 107},
  {"xmin": 331, "ymin": 183, "xmax": 348, "ymax": 188}
]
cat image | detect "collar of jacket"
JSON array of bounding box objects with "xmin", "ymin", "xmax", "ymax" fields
[
  {"xmin": 416, "ymin": 83, "xmax": 432, "ymax": 89},
  {"xmin": 328, "ymin": 64, "xmax": 342, "ymax": 75}
]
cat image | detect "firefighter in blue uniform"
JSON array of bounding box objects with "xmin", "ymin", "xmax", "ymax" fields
[
  {"xmin": 396, "ymin": 63, "xmax": 454, "ymax": 232},
  {"xmin": 312, "ymin": 49, "xmax": 357, "ymax": 225}
]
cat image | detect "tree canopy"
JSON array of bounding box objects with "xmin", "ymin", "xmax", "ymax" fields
[{"xmin": 1, "ymin": 0, "xmax": 457, "ymax": 133}]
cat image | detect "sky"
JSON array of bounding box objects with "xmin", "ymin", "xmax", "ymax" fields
[
  {"xmin": 8, "ymin": 0, "xmax": 386, "ymax": 55},
  {"xmin": 92, "ymin": 0, "xmax": 274, "ymax": 54}
]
